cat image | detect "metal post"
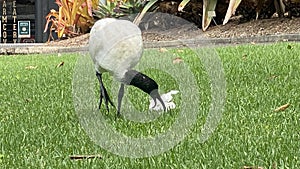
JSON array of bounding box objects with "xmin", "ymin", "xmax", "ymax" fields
[{"xmin": 35, "ymin": 0, "xmax": 57, "ymax": 43}]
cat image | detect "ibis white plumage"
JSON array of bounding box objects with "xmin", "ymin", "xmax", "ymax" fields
[{"xmin": 89, "ymin": 18, "xmax": 166, "ymax": 117}]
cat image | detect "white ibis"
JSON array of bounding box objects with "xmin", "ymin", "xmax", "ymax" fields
[{"xmin": 89, "ymin": 18, "xmax": 166, "ymax": 118}]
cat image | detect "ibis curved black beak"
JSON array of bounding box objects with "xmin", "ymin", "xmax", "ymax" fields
[{"xmin": 150, "ymin": 89, "xmax": 166, "ymax": 111}]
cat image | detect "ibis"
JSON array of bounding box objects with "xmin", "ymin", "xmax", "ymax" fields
[{"xmin": 89, "ymin": 18, "xmax": 166, "ymax": 117}]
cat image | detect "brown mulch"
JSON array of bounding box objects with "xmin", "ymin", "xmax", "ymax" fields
[
  {"xmin": 204, "ymin": 17, "xmax": 300, "ymax": 38},
  {"xmin": 45, "ymin": 17, "xmax": 300, "ymax": 47}
]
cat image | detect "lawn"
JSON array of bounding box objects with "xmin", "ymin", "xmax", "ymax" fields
[{"xmin": 0, "ymin": 42, "xmax": 299, "ymax": 168}]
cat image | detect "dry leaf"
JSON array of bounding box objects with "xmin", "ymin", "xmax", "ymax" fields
[
  {"xmin": 272, "ymin": 162, "xmax": 277, "ymax": 169},
  {"xmin": 173, "ymin": 57, "xmax": 183, "ymax": 64},
  {"xmin": 243, "ymin": 166, "xmax": 263, "ymax": 169},
  {"xmin": 268, "ymin": 75, "xmax": 278, "ymax": 80},
  {"xmin": 25, "ymin": 66, "xmax": 38, "ymax": 70},
  {"xmin": 250, "ymin": 42, "xmax": 256, "ymax": 45},
  {"xmin": 69, "ymin": 154, "xmax": 102, "ymax": 160},
  {"xmin": 274, "ymin": 103, "xmax": 290, "ymax": 112},
  {"xmin": 25, "ymin": 98, "xmax": 32, "ymax": 102},
  {"xmin": 56, "ymin": 61, "xmax": 64, "ymax": 68},
  {"xmin": 159, "ymin": 48, "xmax": 168, "ymax": 53}
]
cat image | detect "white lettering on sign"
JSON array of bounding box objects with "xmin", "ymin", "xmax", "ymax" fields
[
  {"xmin": 12, "ymin": 0, "xmax": 17, "ymax": 43},
  {"xmin": 1, "ymin": 0, "xmax": 18, "ymax": 43}
]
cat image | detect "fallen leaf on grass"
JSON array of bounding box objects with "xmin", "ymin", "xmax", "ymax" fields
[
  {"xmin": 56, "ymin": 61, "xmax": 64, "ymax": 68},
  {"xmin": 272, "ymin": 162, "xmax": 277, "ymax": 169},
  {"xmin": 243, "ymin": 166, "xmax": 263, "ymax": 169},
  {"xmin": 25, "ymin": 98, "xmax": 32, "ymax": 102},
  {"xmin": 268, "ymin": 75, "xmax": 278, "ymax": 79},
  {"xmin": 69, "ymin": 154, "xmax": 102, "ymax": 160},
  {"xmin": 25, "ymin": 66, "xmax": 38, "ymax": 70},
  {"xmin": 173, "ymin": 57, "xmax": 183, "ymax": 64},
  {"xmin": 159, "ymin": 48, "xmax": 168, "ymax": 53},
  {"xmin": 274, "ymin": 103, "xmax": 290, "ymax": 112}
]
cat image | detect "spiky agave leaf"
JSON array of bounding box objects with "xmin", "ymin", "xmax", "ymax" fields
[
  {"xmin": 202, "ymin": 0, "xmax": 217, "ymax": 31},
  {"xmin": 178, "ymin": 0, "xmax": 191, "ymax": 12},
  {"xmin": 133, "ymin": 0, "xmax": 159, "ymax": 25},
  {"xmin": 223, "ymin": 0, "xmax": 242, "ymax": 25},
  {"xmin": 283, "ymin": 0, "xmax": 300, "ymax": 17}
]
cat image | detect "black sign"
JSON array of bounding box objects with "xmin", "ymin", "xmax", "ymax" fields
[{"xmin": 1, "ymin": 0, "xmax": 18, "ymax": 43}]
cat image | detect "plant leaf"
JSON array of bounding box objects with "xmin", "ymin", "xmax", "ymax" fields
[
  {"xmin": 178, "ymin": 0, "xmax": 190, "ymax": 12},
  {"xmin": 56, "ymin": 61, "xmax": 65, "ymax": 68},
  {"xmin": 274, "ymin": 103, "xmax": 290, "ymax": 112},
  {"xmin": 70, "ymin": 154, "xmax": 102, "ymax": 160},
  {"xmin": 86, "ymin": 0, "xmax": 93, "ymax": 16},
  {"xmin": 202, "ymin": 0, "xmax": 217, "ymax": 31},
  {"xmin": 133, "ymin": 0, "xmax": 158, "ymax": 25},
  {"xmin": 243, "ymin": 166, "xmax": 263, "ymax": 169},
  {"xmin": 223, "ymin": 0, "xmax": 242, "ymax": 25},
  {"xmin": 173, "ymin": 57, "xmax": 183, "ymax": 64},
  {"xmin": 25, "ymin": 66, "xmax": 38, "ymax": 70}
]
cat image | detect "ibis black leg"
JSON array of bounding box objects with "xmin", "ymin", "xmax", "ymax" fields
[
  {"xmin": 117, "ymin": 83, "xmax": 125, "ymax": 118},
  {"xmin": 96, "ymin": 72, "xmax": 115, "ymax": 112}
]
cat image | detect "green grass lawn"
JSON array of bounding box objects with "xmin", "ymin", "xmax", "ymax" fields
[{"xmin": 0, "ymin": 42, "xmax": 299, "ymax": 168}]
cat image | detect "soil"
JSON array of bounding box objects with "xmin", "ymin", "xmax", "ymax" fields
[{"xmin": 46, "ymin": 16, "xmax": 300, "ymax": 47}]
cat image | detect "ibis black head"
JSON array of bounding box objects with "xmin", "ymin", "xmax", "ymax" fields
[{"xmin": 124, "ymin": 70, "xmax": 166, "ymax": 110}]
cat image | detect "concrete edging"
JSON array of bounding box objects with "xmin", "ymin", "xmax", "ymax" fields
[{"xmin": 0, "ymin": 34, "xmax": 299, "ymax": 55}]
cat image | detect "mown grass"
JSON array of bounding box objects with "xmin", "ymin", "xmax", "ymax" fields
[{"xmin": 0, "ymin": 42, "xmax": 299, "ymax": 168}]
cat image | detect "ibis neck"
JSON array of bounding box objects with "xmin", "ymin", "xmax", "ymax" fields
[
  {"xmin": 124, "ymin": 70, "xmax": 158, "ymax": 95},
  {"xmin": 124, "ymin": 69, "xmax": 166, "ymax": 111}
]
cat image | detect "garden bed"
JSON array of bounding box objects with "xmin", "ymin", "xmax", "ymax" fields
[{"xmin": 47, "ymin": 17, "xmax": 300, "ymax": 47}]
